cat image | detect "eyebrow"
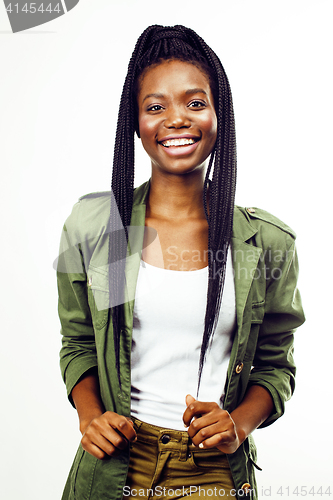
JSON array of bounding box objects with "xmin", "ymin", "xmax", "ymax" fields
[
  {"xmin": 185, "ymin": 88, "xmax": 207, "ymax": 96},
  {"xmin": 142, "ymin": 93, "xmax": 165, "ymax": 103},
  {"xmin": 142, "ymin": 88, "xmax": 208, "ymax": 104}
]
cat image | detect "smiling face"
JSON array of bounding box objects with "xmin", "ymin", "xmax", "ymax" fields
[{"xmin": 137, "ymin": 59, "xmax": 218, "ymax": 178}]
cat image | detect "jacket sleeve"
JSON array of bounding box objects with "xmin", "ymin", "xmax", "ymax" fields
[
  {"xmin": 248, "ymin": 233, "xmax": 305, "ymax": 428},
  {"xmin": 57, "ymin": 202, "xmax": 98, "ymax": 407}
]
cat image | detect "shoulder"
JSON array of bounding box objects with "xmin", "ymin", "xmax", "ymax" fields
[
  {"xmin": 63, "ymin": 181, "xmax": 150, "ymax": 239},
  {"xmin": 63, "ymin": 192, "xmax": 111, "ymax": 236},
  {"xmin": 79, "ymin": 191, "xmax": 111, "ymax": 201},
  {"xmin": 78, "ymin": 191, "xmax": 112, "ymax": 211},
  {"xmin": 234, "ymin": 205, "xmax": 297, "ymax": 254},
  {"xmin": 76, "ymin": 180, "xmax": 150, "ymax": 212},
  {"xmin": 235, "ymin": 205, "xmax": 296, "ymax": 237}
]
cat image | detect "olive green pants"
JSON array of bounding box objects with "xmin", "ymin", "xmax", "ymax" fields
[{"xmin": 124, "ymin": 418, "xmax": 236, "ymax": 499}]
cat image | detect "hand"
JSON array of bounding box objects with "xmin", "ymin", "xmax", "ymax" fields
[
  {"xmin": 80, "ymin": 411, "xmax": 137, "ymax": 460},
  {"xmin": 183, "ymin": 395, "xmax": 242, "ymax": 454}
]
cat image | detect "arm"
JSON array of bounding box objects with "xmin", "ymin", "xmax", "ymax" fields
[
  {"xmin": 71, "ymin": 368, "xmax": 105, "ymax": 434},
  {"xmin": 57, "ymin": 216, "xmax": 99, "ymax": 406},
  {"xmin": 230, "ymin": 385, "xmax": 273, "ymax": 443},
  {"xmin": 247, "ymin": 238, "xmax": 304, "ymax": 427},
  {"xmin": 58, "ymin": 205, "xmax": 136, "ymax": 459}
]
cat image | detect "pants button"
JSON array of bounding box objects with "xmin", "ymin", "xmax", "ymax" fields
[{"xmin": 161, "ymin": 434, "xmax": 170, "ymax": 444}]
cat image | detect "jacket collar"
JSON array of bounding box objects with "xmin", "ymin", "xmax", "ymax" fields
[{"xmin": 232, "ymin": 206, "xmax": 258, "ymax": 242}]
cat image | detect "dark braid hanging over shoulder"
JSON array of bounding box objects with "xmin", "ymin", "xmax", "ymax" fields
[{"xmin": 110, "ymin": 25, "xmax": 237, "ymax": 390}]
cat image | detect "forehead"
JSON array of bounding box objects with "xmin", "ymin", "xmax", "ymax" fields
[{"xmin": 137, "ymin": 59, "xmax": 212, "ymax": 96}]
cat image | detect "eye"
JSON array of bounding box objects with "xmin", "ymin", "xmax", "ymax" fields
[
  {"xmin": 147, "ymin": 104, "xmax": 164, "ymax": 112},
  {"xmin": 188, "ymin": 100, "xmax": 206, "ymax": 109}
]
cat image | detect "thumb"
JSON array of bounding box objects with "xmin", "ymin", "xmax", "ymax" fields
[
  {"xmin": 126, "ymin": 418, "xmax": 134, "ymax": 426},
  {"xmin": 186, "ymin": 394, "xmax": 196, "ymax": 407}
]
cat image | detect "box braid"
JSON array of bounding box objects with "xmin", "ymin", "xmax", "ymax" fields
[{"xmin": 110, "ymin": 25, "xmax": 236, "ymax": 391}]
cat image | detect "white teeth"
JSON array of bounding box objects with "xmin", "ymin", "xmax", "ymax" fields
[{"xmin": 161, "ymin": 138, "xmax": 196, "ymax": 147}]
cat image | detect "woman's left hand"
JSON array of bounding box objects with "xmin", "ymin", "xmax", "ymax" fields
[{"xmin": 183, "ymin": 395, "xmax": 243, "ymax": 454}]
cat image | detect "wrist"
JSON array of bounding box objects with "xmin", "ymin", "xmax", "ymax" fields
[
  {"xmin": 235, "ymin": 421, "xmax": 247, "ymax": 445},
  {"xmin": 229, "ymin": 411, "xmax": 247, "ymax": 446},
  {"xmin": 79, "ymin": 409, "xmax": 104, "ymax": 435}
]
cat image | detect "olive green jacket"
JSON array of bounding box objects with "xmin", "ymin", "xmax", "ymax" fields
[{"xmin": 58, "ymin": 181, "xmax": 305, "ymax": 500}]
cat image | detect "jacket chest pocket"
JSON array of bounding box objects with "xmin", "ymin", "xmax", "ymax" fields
[
  {"xmin": 249, "ymin": 277, "xmax": 266, "ymax": 325},
  {"xmin": 87, "ymin": 266, "xmax": 109, "ymax": 330},
  {"xmin": 251, "ymin": 300, "xmax": 265, "ymax": 324}
]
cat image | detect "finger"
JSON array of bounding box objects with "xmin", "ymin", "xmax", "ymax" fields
[
  {"xmin": 187, "ymin": 409, "xmax": 231, "ymax": 439},
  {"xmin": 183, "ymin": 395, "xmax": 197, "ymax": 428},
  {"xmin": 200, "ymin": 432, "xmax": 231, "ymax": 450},
  {"xmin": 105, "ymin": 413, "xmax": 137, "ymax": 442},
  {"xmin": 185, "ymin": 394, "xmax": 196, "ymax": 407},
  {"xmin": 94, "ymin": 422, "xmax": 133, "ymax": 451},
  {"xmin": 183, "ymin": 400, "xmax": 203, "ymax": 427},
  {"xmin": 81, "ymin": 441, "xmax": 108, "ymax": 460},
  {"xmin": 199, "ymin": 430, "xmax": 239, "ymax": 454},
  {"xmin": 106, "ymin": 427, "xmax": 132, "ymax": 450},
  {"xmin": 102, "ymin": 423, "xmax": 132, "ymax": 451},
  {"xmin": 81, "ymin": 431, "xmax": 119, "ymax": 459},
  {"xmin": 189, "ymin": 420, "xmax": 225, "ymax": 445},
  {"xmin": 84, "ymin": 416, "xmax": 134, "ymax": 453},
  {"xmin": 183, "ymin": 401, "xmax": 219, "ymax": 428}
]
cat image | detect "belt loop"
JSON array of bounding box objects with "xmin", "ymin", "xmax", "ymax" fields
[
  {"xmin": 132, "ymin": 417, "xmax": 143, "ymax": 432},
  {"xmin": 179, "ymin": 433, "xmax": 189, "ymax": 462}
]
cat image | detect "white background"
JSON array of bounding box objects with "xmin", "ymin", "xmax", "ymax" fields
[{"xmin": 1, "ymin": 1, "xmax": 332, "ymax": 498}]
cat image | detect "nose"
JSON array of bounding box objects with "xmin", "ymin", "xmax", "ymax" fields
[{"xmin": 164, "ymin": 106, "xmax": 191, "ymax": 129}]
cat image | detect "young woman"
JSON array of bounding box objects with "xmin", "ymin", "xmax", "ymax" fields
[{"xmin": 57, "ymin": 25, "xmax": 305, "ymax": 500}]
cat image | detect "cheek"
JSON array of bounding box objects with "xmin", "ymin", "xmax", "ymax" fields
[
  {"xmin": 138, "ymin": 116, "xmax": 157, "ymax": 146},
  {"xmin": 201, "ymin": 113, "xmax": 218, "ymax": 143}
]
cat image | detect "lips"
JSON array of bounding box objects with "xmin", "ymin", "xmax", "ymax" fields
[
  {"xmin": 157, "ymin": 135, "xmax": 201, "ymax": 157},
  {"xmin": 161, "ymin": 138, "xmax": 196, "ymax": 147},
  {"xmin": 158, "ymin": 135, "xmax": 200, "ymax": 148}
]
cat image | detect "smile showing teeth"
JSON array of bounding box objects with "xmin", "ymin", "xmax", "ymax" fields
[{"xmin": 161, "ymin": 138, "xmax": 196, "ymax": 147}]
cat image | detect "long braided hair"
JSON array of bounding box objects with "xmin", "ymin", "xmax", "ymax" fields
[{"xmin": 109, "ymin": 25, "xmax": 237, "ymax": 391}]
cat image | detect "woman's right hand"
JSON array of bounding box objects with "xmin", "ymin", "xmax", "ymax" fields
[
  {"xmin": 80, "ymin": 411, "xmax": 137, "ymax": 460},
  {"xmin": 71, "ymin": 370, "xmax": 137, "ymax": 459}
]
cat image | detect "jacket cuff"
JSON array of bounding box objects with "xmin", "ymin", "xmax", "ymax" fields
[
  {"xmin": 247, "ymin": 380, "xmax": 284, "ymax": 428},
  {"xmin": 62, "ymin": 357, "xmax": 98, "ymax": 408}
]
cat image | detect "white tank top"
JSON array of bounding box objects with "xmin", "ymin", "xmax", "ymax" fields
[{"xmin": 131, "ymin": 249, "xmax": 236, "ymax": 430}]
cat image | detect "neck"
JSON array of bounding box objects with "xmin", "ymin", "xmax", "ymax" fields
[{"xmin": 147, "ymin": 169, "xmax": 207, "ymax": 220}]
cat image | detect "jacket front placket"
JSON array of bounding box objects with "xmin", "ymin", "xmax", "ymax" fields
[
  {"xmin": 118, "ymin": 189, "xmax": 149, "ymax": 414},
  {"xmin": 224, "ymin": 210, "xmax": 262, "ymax": 412}
]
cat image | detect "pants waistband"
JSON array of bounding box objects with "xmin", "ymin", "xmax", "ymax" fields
[{"xmin": 131, "ymin": 417, "xmax": 225, "ymax": 462}]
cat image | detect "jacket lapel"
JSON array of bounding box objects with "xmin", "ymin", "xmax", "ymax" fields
[
  {"xmin": 231, "ymin": 207, "xmax": 262, "ymax": 335},
  {"xmin": 124, "ymin": 182, "xmax": 150, "ymax": 314}
]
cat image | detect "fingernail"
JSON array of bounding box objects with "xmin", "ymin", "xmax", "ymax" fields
[{"xmin": 199, "ymin": 443, "xmax": 204, "ymax": 449}]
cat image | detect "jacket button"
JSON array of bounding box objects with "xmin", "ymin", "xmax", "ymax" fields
[
  {"xmin": 235, "ymin": 362, "xmax": 244, "ymax": 374},
  {"xmin": 246, "ymin": 207, "xmax": 256, "ymax": 214},
  {"xmin": 161, "ymin": 434, "xmax": 171, "ymax": 444},
  {"xmin": 240, "ymin": 483, "xmax": 251, "ymax": 493}
]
